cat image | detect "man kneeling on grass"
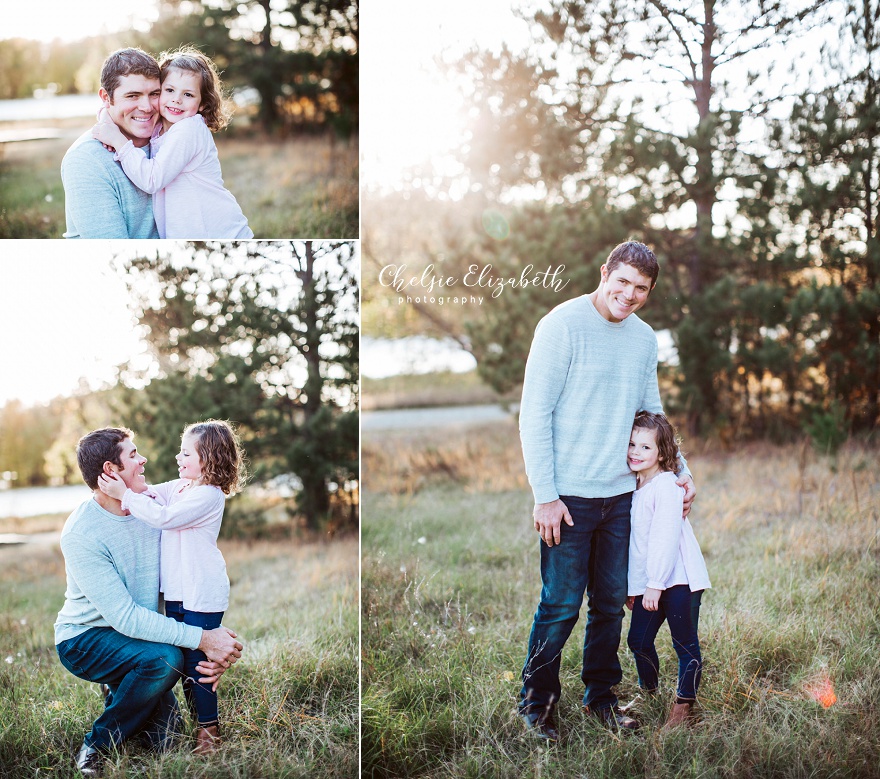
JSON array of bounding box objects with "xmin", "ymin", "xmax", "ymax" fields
[{"xmin": 54, "ymin": 428, "xmax": 242, "ymax": 777}]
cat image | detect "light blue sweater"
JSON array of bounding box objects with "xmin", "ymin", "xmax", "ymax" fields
[
  {"xmin": 54, "ymin": 497, "xmax": 202, "ymax": 649},
  {"xmin": 519, "ymin": 294, "xmax": 686, "ymax": 503},
  {"xmin": 61, "ymin": 131, "xmax": 159, "ymax": 239}
]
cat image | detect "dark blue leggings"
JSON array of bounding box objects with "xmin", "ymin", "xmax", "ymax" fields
[
  {"xmin": 164, "ymin": 601, "xmax": 224, "ymax": 726},
  {"xmin": 627, "ymin": 586, "xmax": 703, "ymax": 702}
]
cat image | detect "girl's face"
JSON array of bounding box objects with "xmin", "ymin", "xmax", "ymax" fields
[
  {"xmin": 628, "ymin": 426, "xmax": 663, "ymax": 480},
  {"xmin": 176, "ymin": 433, "xmax": 203, "ymax": 482},
  {"xmin": 159, "ymin": 68, "xmax": 202, "ymax": 124}
]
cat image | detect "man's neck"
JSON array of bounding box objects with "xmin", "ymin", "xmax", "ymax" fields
[
  {"xmin": 128, "ymin": 134, "xmax": 151, "ymax": 149},
  {"xmin": 93, "ymin": 490, "xmax": 127, "ymax": 516}
]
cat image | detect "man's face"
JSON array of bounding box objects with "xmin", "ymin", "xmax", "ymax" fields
[
  {"xmin": 99, "ymin": 74, "xmax": 160, "ymax": 145},
  {"xmin": 109, "ymin": 438, "xmax": 148, "ymax": 494},
  {"xmin": 596, "ymin": 262, "xmax": 654, "ymax": 323}
]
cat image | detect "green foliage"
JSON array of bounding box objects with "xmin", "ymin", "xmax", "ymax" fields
[
  {"xmin": 0, "ymin": 400, "xmax": 61, "ymax": 486},
  {"xmin": 804, "ymin": 401, "xmax": 850, "ymax": 456},
  {"xmin": 141, "ymin": 0, "xmax": 358, "ymax": 137},
  {"xmin": 0, "ymin": 389, "xmax": 133, "ymax": 487},
  {"xmin": 0, "ymin": 2, "xmax": 357, "ymax": 137},
  {"xmin": 378, "ymin": 0, "xmax": 879, "ymax": 436},
  {"xmin": 117, "ymin": 241, "xmax": 359, "ymax": 530}
]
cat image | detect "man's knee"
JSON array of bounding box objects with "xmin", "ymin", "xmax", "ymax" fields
[{"xmin": 141, "ymin": 644, "xmax": 185, "ymax": 685}]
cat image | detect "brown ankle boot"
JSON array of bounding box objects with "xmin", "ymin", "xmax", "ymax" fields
[
  {"xmin": 193, "ymin": 725, "xmax": 221, "ymax": 755},
  {"xmin": 663, "ymin": 702, "xmax": 694, "ymax": 729}
]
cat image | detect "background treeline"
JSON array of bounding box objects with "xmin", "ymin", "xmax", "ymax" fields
[
  {"xmin": 0, "ymin": 241, "xmax": 359, "ymax": 533},
  {"xmin": 363, "ymin": 0, "xmax": 878, "ymax": 444},
  {"xmin": 0, "ymin": 0, "xmax": 358, "ymax": 137}
]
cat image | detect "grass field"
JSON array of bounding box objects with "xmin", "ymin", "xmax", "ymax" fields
[
  {"xmin": 362, "ymin": 371, "xmax": 516, "ymax": 412},
  {"xmin": 0, "ymin": 528, "xmax": 358, "ymax": 778},
  {"xmin": 362, "ymin": 419, "xmax": 880, "ymax": 778},
  {"xmin": 0, "ymin": 118, "xmax": 358, "ymax": 239}
]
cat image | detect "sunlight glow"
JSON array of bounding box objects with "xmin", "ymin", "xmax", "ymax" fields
[
  {"xmin": 0, "ymin": 243, "xmax": 148, "ymax": 407},
  {"xmin": 361, "ymin": 0, "xmax": 532, "ymax": 192},
  {"xmin": 3, "ymin": 0, "xmax": 159, "ymax": 43}
]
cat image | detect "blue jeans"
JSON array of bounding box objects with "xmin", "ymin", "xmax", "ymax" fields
[
  {"xmin": 627, "ymin": 586, "xmax": 703, "ymax": 701},
  {"xmin": 56, "ymin": 627, "xmax": 184, "ymax": 751},
  {"xmin": 165, "ymin": 601, "xmax": 224, "ymax": 726},
  {"xmin": 520, "ymin": 492, "xmax": 632, "ymax": 713}
]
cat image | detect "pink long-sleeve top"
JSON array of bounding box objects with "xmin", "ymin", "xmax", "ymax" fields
[
  {"xmin": 114, "ymin": 114, "xmax": 253, "ymax": 239},
  {"xmin": 121, "ymin": 480, "xmax": 230, "ymax": 613},
  {"xmin": 627, "ymin": 471, "xmax": 711, "ymax": 596}
]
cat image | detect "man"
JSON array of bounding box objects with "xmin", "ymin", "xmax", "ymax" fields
[
  {"xmin": 518, "ymin": 241, "xmax": 696, "ymax": 740},
  {"xmin": 61, "ymin": 48, "xmax": 160, "ymax": 238},
  {"xmin": 55, "ymin": 428, "xmax": 242, "ymax": 776}
]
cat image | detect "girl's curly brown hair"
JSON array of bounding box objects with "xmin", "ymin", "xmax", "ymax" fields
[
  {"xmin": 159, "ymin": 46, "xmax": 233, "ymax": 131},
  {"xmin": 185, "ymin": 420, "xmax": 247, "ymax": 496},
  {"xmin": 632, "ymin": 411, "xmax": 682, "ymax": 474}
]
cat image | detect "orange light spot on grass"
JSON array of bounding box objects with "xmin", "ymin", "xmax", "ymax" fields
[{"xmin": 807, "ymin": 678, "xmax": 837, "ymax": 708}]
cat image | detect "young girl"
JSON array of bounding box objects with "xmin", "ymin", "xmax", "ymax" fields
[
  {"xmin": 625, "ymin": 411, "xmax": 710, "ymax": 728},
  {"xmin": 91, "ymin": 47, "xmax": 253, "ymax": 239},
  {"xmin": 98, "ymin": 420, "xmax": 246, "ymax": 755}
]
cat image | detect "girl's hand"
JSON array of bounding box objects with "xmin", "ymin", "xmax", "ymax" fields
[
  {"xmin": 97, "ymin": 472, "xmax": 127, "ymax": 500},
  {"xmin": 625, "ymin": 596, "xmax": 635, "ymax": 611},
  {"xmin": 91, "ymin": 121, "xmax": 126, "ymax": 153},
  {"xmin": 642, "ymin": 588, "xmax": 662, "ymax": 611}
]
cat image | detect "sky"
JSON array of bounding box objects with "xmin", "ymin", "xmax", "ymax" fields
[
  {"xmin": 360, "ymin": 0, "xmax": 841, "ymax": 192},
  {"xmin": 361, "ymin": 0, "xmax": 532, "ymax": 191},
  {"xmin": 3, "ymin": 0, "xmax": 159, "ymax": 43},
  {"xmin": 0, "ymin": 244, "xmax": 150, "ymax": 407}
]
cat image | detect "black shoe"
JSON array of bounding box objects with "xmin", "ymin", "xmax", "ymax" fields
[
  {"xmin": 75, "ymin": 744, "xmax": 105, "ymax": 777},
  {"xmin": 519, "ymin": 706, "xmax": 559, "ymax": 741},
  {"xmin": 588, "ymin": 705, "xmax": 640, "ymax": 731}
]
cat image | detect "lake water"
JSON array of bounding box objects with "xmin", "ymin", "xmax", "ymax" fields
[
  {"xmin": 0, "ymin": 94, "xmax": 99, "ymax": 122},
  {"xmin": 362, "ymin": 403, "xmax": 518, "ymax": 431},
  {"xmin": 362, "ymin": 336, "xmax": 477, "ymax": 378},
  {"xmin": 0, "ymin": 485, "xmax": 92, "ymax": 518}
]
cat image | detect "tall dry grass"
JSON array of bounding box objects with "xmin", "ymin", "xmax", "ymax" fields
[
  {"xmin": 362, "ymin": 422, "xmax": 880, "ymax": 778},
  {"xmin": 0, "ymin": 533, "xmax": 358, "ymax": 778}
]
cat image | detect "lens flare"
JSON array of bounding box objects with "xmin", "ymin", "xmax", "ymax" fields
[{"xmin": 806, "ymin": 677, "xmax": 837, "ymax": 708}]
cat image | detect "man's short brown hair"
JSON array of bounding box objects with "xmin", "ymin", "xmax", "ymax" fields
[
  {"xmin": 100, "ymin": 48, "xmax": 160, "ymax": 100},
  {"xmin": 605, "ymin": 241, "xmax": 660, "ymax": 288},
  {"xmin": 76, "ymin": 427, "xmax": 133, "ymax": 490}
]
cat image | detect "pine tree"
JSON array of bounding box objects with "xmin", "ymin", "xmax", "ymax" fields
[{"xmin": 117, "ymin": 241, "xmax": 359, "ymax": 529}]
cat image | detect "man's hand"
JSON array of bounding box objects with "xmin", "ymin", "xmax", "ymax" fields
[
  {"xmin": 195, "ymin": 659, "xmax": 227, "ymax": 693},
  {"xmin": 676, "ymin": 473, "xmax": 696, "ymax": 517},
  {"xmin": 98, "ymin": 472, "xmax": 127, "ymax": 501},
  {"xmin": 198, "ymin": 626, "xmax": 243, "ymax": 668},
  {"xmin": 642, "ymin": 588, "xmax": 662, "ymax": 611},
  {"xmin": 625, "ymin": 596, "xmax": 635, "ymax": 611},
  {"xmin": 533, "ymin": 499, "xmax": 573, "ymax": 548}
]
